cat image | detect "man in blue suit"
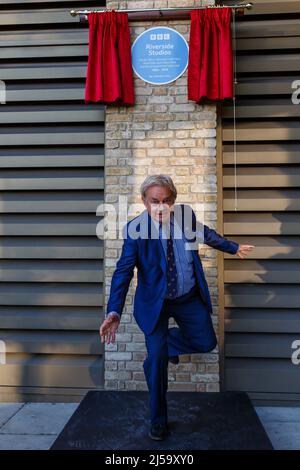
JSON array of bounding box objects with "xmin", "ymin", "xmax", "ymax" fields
[{"xmin": 100, "ymin": 174, "xmax": 254, "ymax": 441}]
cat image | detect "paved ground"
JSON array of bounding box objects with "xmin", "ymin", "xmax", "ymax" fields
[
  {"xmin": 0, "ymin": 402, "xmax": 298, "ymax": 450},
  {"xmin": 255, "ymin": 406, "xmax": 300, "ymax": 450},
  {"xmin": 0, "ymin": 403, "xmax": 78, "ymax": 450}
]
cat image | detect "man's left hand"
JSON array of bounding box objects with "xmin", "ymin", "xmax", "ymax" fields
[{"xmin": 236, "ymin": 244, "xmax": 255, "ymax": 259}]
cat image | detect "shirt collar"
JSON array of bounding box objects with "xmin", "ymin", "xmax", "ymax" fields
[{"xmin": 152, "ymin": 211, "xmax": 185, "ymax": 241}]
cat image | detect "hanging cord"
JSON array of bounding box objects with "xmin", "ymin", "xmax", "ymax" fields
[{"xmin": 232, "ymin": 8, "xmax": 238, "ymax": 212}]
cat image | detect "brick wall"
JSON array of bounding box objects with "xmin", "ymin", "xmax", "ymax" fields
[{"xmin": 104, "ymin": 0, "xmax": 220, "ymax": 392}]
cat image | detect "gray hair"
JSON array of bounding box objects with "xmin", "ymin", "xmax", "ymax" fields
[{"xmin": 140, "ymin": 174, "xmax": 177, "ymax": 200}]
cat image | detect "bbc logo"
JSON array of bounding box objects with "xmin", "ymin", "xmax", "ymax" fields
[{"xmin": 150, "ymin": 34, "xmax": 170, "ymax": 40}]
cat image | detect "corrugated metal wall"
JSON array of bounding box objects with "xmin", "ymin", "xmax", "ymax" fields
[
  {"xmin": 0, "ymin": 0, "xmax": 106, "ymax": 401},
  {"xmin": 221, "ymin": 0, "xmax": 300, "ymax": 401}
]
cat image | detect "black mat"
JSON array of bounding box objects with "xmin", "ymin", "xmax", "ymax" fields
[{"xmin": 51, "ymin": 391, "xmax": 273, "ymax": 450}]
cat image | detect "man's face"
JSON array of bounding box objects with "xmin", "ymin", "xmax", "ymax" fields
[{"xmin": 142, "ymin": 185, "xmax": 175, "ymax": 224}]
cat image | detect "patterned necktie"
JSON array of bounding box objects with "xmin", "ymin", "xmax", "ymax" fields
[{"xmin": 166, "ymin": 224, "xmax": 178, "ymax": 299}]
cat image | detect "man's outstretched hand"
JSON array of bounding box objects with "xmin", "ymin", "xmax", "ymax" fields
[
  {"xmin": 236, "ymin": 244, "xmax": 255, "ymax": 259},
  {"xmin": 100, "ymin": 314, "xmax": 120, "ymax": 344}
]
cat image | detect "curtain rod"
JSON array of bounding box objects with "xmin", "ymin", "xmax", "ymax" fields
[{"xmin": 70, "ymin": 4, "xmax": 253, "ymax": 22}]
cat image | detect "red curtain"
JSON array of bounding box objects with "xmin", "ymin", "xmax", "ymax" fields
[
  {"xmin": 85, "ymin": 11, "xmax": 134, "ymax": 105},
  {"xmin": 188, "ymin": 8, "xmax": 233, "ymax": 103}
]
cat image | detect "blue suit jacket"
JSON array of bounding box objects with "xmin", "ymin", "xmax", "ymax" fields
[{"xmin": 106, "ymin": 204, "xmax": 239, "ymax": 336}]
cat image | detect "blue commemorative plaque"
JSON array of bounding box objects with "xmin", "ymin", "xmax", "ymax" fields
[{"xmin": 131, "ymin": 27, "xmax": 189, "ymax": 85}]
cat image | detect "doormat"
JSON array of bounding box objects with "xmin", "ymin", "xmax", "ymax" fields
[{"xmin": 51, "ymin": 390, "xmax": 273, "ymax": 450}]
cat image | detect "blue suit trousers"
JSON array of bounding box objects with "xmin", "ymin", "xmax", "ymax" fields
[{"xmin": 142, "ymin": 283, "xmax": 217, "ymax": 426}]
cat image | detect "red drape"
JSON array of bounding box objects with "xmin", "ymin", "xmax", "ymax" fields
[
  {"xmin": 85, "ymin": 11, "xmax": 134, "ymax": 105},
  {"xmin": 188, "ymin": 8, "xmax": 233, "ymax": 103}
]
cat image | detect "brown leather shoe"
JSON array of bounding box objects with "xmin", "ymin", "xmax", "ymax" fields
[
  {"xmin": 148, "ymin": 423, "xmax": 169, "ymax": 441},
  {"xmin": 169, "ymin": 355, "xmax": 179, "ymax": 365}
]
